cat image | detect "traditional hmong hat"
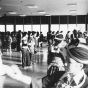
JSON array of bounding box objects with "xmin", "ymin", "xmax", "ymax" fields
[
  {"xmin": 55, "ymin": 34, "xmax": 63, "ymax": 41},
  {"xmin": 67, "ymin": 44, "xmax": 88, "ymax": 64}
]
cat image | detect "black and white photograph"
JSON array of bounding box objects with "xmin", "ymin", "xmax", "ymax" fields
[{"xmin": 0, "ymin": 0, "xmax": 88, "ymax": 88}]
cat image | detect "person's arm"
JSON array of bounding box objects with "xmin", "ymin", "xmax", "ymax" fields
[{"xmin": 3, "ymin": 65, "xmax": 31, "ymax": 85}]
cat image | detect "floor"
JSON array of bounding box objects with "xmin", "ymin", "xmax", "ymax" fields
[{"xmin": 0, "ymin": 43, "xmax": 48, "ymax": 88}]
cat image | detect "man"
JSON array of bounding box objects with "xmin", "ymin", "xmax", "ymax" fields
[{"xmin": 55, "ymin": 43, "xmax": 88, "ymax": 88}]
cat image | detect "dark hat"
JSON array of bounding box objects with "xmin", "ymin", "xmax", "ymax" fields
[
  {"xmin": 67, "ymin": 44, "xmax": 88, "ymax": 64},
  {"xmin": 55, "ymin": 34, "xmax": 63, "ymax": 41}
]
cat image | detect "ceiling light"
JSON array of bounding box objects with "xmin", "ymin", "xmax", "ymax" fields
[
  {"xmin": 38, "ymin": 11, "xmax": 45, "ymax": 14},
  {"xmin": 45, "ymin": 14, "xmax": 51, "ymax": 16},
  {"xmin": 67, "ymin": 4, "xmax": 77, "ymax": 8},
  {"xmin": 8, "ymin": 11, "xmax": 17, "ymax": 14},
  {"xmin": 0, "ymin": 15, "xmax": 2, "ymax": 17},
  {"xmin": 27, "ymin": 5, "xmax": 38, "ymax": 8},
  {"xmin": 19, "ymin": 14, "xmax": 26, "ymax": 17},
  {"xmin": 0, "ymin": 7, "xmax": 2, "ymax": 9},
  {"xmin": 71, "ymin": 13, "xmax": 77, "ymax": 16},
  {"xmin": 70, "ymin": 10, "xmax": 77, "ymax": 13}
]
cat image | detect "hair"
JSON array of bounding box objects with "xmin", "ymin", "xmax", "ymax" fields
[
  {"xmin": 23, "ymin": 32, "xmax": 27, "ymax": 37},
  {"xmin": 54, "ymin": 39, "xmax": 62, "ymax": 46},
  {"xmin": 52, "ymin": 52, "xmax": 65, "ymax": 64}
]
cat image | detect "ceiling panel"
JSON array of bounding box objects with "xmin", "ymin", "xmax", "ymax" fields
[{"xmin": 0, "ymin": 0, "xmax": 87, "ymax": 16}]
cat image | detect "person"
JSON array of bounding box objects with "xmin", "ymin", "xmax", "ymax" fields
[
  {"xmin": 30, "ymin": 34, "xmax": 67, "ymax": 88},
  {"xmin": 22, "ymin": 32, "xmax": 31, "ymax": 68},
  {"xmin": 65, "ymin": 31, "xmax": 70, "ymax": 44},
  {"xmin": 0, "ymin": 38, "xmax": 32, "ymax": 86},
  {"xmin": 55, "ymin": 43, "xmax": 88, "ymax": 88},
  {"xmin": 39, "ymin": 32, "xmax": 43, "ymax": 47},
  {"xmin": 17, "ymin": 30, "xmax": 22, "ymax": 52},
  {"xmin": 48, "ymin": 34, "xmax": 67, "ymax": 65},
  {"xmin": 42, "ymin": 53, "xmax": 65, "ymax": 88}
]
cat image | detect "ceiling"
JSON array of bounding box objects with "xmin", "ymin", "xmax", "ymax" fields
[{"xmin": 0, "ymin": 0, "xmax": 88, "ymax": 16}]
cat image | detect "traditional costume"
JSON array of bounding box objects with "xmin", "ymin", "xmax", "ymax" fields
[{"xmin": 55, "ymin": 44, "xmax": 88, "ymax": 88}]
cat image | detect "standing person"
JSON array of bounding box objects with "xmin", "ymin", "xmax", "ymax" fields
[
  {"xmin": 22, "ymin": 32, "xmax": 31, "ymax": 68},
  {"xmin": 36, "ymin": 31, "xmax": 39, "ymax": 47},
  {"xmin": 6, "ymin": 32, "xmax": 12, "ymax": 54},
  {"xmin": 55, "ymin": 43, "xmax": 88, "ymax": 88},
  {"xmin": 47, "ymin": 31, "xmax": 52, "ymax": 46},
  {"xmin": 28, "ymin": 32, "xmax": 36, "ymax": 65},
  {"xmin": 17, "ymin": 30, "xmax": 22, "ymax": 52},
  {"xmin": 39, "ymin": 32, "xmax": 43, "ymax": 47},
  {"xmin": 65, "ymin": 31, "xmax": 70, "ymax": 44}
]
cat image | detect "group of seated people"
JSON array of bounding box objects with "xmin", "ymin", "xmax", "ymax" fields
[{"xmin": 0, "ymin": 29, "xmax": 88, "ymax": 88}]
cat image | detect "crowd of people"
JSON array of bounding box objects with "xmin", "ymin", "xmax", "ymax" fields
[
  {"xmin": 32, "ymin": 29, "xmax": 88, "ymax": 88},
  {"xmin": 0, "ymin": 29, "xmax": 88, "ymax": 88}
]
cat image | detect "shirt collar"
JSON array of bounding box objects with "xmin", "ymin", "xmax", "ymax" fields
[{"xmin": 72, "ymin": 69, "xmax": 85, "ymax": 85}]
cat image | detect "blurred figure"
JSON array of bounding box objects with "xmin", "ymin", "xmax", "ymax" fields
[
  {"xmin": 17, "ymin": 30, "xmax": 22, "ymax": 52},
  {"xmin": 55, "ymin": 44, "xmax": 88, "ymax": 88},
  {"xmin": 39, "ymin": 32, "xmax": 43, "ymax": 47},
  {"xmin": 65, "ymin": 31, "xmax": 70, "ymax": 44},
  {"xmin": 0, "ymin": 38, "xmax": 31, "ymax": 85},
  {"xmin": 6, "ymin": 32, "xmax": 12, "ymax": 54},
  {"xmin": 22, "ymin": 32, "xmax": 31, "ymax": 68},
  {"xmin": 48, "ymin": 34, "xmax": 67, "ymax": 65}
]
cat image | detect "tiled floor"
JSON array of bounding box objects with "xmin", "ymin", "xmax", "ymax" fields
[{"xmin": 0, "ymin": 44, "xmax": 48, "ymax": 88}]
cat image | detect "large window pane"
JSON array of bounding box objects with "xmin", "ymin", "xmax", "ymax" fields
[
  {"xmin": 41, "ymin": 25, "xmax": 48, "ymax": 36},
  {"xmin": 77, "ymin": 24, "xmax": 85, "ymax": 33},
  {"xmin": 6, "ymin": 25, "xmax": 14, "ymax": 32},
  {"xmin": 0, "ymin": 25, "xmax": 5, "ymax": 32},
  {"xmin": 33, "ymin": 25, "xmax": 40, "ymax": 33},
  {"xmin": 60, "ymin": 24, "xmax": 67, "ymax": 38},
  {"xmin": 51, "ymin": 24, "xmax": 59, "ymax": 32},
  {"xmin": 68, "ymin": 24, "xmax": 77, "ymax": 34},
  {"xmin": 16, "ymin": 25, "xmax": 23, "ymax": 32},
  {"xmin": 24, "ymin": 25, "xmax": 31, "ymax": 32}
]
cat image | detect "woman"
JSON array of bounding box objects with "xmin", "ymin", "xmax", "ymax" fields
[
  {"xmin": 55, "ymin": 43, "xmax": 88, "ymax": 88},
  {"xmin": 22, "ymin": 32, "xmax": 31, "ymax": 68}
]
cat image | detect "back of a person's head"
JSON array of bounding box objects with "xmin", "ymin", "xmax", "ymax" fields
[
  {"xmin": 23, "ymin": 32, "xmax": 27, "ymax": 37},
  {"xmin": 73, "ymin": 29, "xmax": 78, "ymax": 35}
]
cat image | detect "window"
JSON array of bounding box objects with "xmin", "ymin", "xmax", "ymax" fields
[
  {"xmin": 24, "ymin": 25, "xmax": 31, "ymax": 32},
  {"xmin": 16, "ymin": 25, "xmax": 23, "ymax": 32},
  {"xmin": 41, "ymin": 25, "xmax": 48, "ymax": 36},
  {"xmin": 60, "ymin": 24, "xmax": 68, "ymax": 38},
  {"xmin": 77, "ymin": 24, "xmax": 85, "ymax": 33},
  {"xmin": 0, "ymin": 25, "xmax": 5, "ymax": 32},
  {"xmin": 33, "ymin": 25, "xmax": 40, "ymax": 33},
  {"xmin": 51, "ymin": 24, "xmax": 59, "ymax": 32},
  {"xmin": 68, "ymin": 24, "xmax": 77, "ymax": 34},
  {"xmin": 6, "ymin": 25, "xmax": 14, "ymax": 32}
]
